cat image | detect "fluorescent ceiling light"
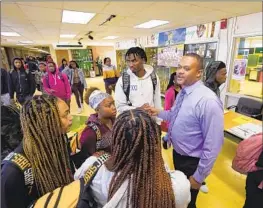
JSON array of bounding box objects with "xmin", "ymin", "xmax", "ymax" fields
[
  {"xmin": 16, "ymin": 43, "xmax": 28, "ymax": 46},
  {"xmin": 19, "ymin": 40, "xmax": 33, "ymax": 44},
  {"xmin": 134, "ymin": 20, "xmax": 169, "ymax": 29},
  {"xmin": 103, "ymin": 36, "xmax": 119, "ymax": 40},
  {"xmin": 1, "ymin": 32, "xmax": 21, "ymax": 37},
  {"xmin": 62, "ymin": 10, "xmax": 96, "ymax": 24},
  {"xmin": 60, "ymin": 34, "xmax": 76, "ymax": 38}
]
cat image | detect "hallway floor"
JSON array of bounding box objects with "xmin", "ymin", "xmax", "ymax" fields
[{"xmin": 70, "ymin": 77, "xmax": 246, "ymax": 208}]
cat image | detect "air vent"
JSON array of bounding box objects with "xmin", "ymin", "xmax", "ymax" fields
[{"xmin": 56, "ymin": 45, "xmax": 83, "ymax": 48}]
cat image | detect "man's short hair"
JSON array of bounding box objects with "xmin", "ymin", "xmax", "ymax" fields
[
  {"xmin": 125, "ymin": 47, "xmax": 147, "ymax": 62},
  {"xmin": 184, "ymin": 53, "xmax": 203, "ymax": 70}
]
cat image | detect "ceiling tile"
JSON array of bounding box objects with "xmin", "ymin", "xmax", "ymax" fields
[
  {"xmin": 31, "ymin": 21, "xmax": 61, "ymax": 29},
  {"xmin": 1, "ymin": 3, "xmax": 27, "ymax": 20},
  {"xmin": 60, "ymin": 23, "xmax": 87, "ymax": 31},
  {"xmin": 59, "ymin": 31, "xmax": 80, "ymax": 38},
  {"xmin": 39, "ymin": 29, "xmax": 60, "ymax": 35},
  {"xmin": 101, "ymin": 1, "xmax": 155, "ymax": 16},
  {"xmin": 63, "ymin": 1, "xmax": 110, "ymax": 13},
  {"xmin": 181, "ymin": 1, "xmax": 237, "ymax": 9},
  {"xmin": 220, "ymin": 2, "xmax": 262, "ymax": 15},
  {"xmin": 134, "ymin": 2, "xmax": 190, "ymax": 19},
  {"xmin": 118, "ymin": 17, "xmax": 150, "ymax": 27},
  {"xmin": 12, "ymin": 26, "xmax": 37, "ymax": 33},
  {"xmin": 1, "ymin": 18, "xmax": 32, "ymax": 28},
  {"xmin": 1, "ymin": 26, "xmax": 14, "ymax": 32},
  {"xmin": 18, "ymin": 5, "xmax": 62, "ymax": 22},
  {"xmin": 16, "ymin": 2, "xmax": 63, "ymax": 9}
]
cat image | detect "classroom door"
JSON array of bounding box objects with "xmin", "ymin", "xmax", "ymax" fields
[{"xmin": 56, "ymin": 50, "xmax": 69, "ymax": 67}]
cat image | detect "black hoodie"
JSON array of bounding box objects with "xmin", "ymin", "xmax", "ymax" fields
[
  {"xmin": 204, "ymin": 61, "xmax": 226, "ymax": 98},
  {"xmin": 1, "ymin": 68, "xmax": 9, "ymax": 95},
  {"xmin": 8, "ymin": 58, "xmax": 36, "ymax": 100}
]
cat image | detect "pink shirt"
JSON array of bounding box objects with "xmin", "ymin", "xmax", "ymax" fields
[
  {"xmin": 164, "ymin": 86, "xmax": 179, "ymax": 129},
  {"xmin": 164, "ymin": 86, "xmax": 178, "ymax": 111}
]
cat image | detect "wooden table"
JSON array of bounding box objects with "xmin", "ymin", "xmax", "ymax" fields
[{"xmin": 224, "ymin": 110, "xmax": 261, "ymax": 131}]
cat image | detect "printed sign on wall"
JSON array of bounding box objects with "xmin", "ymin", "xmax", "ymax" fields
[
  {"xmin": 232, "ymin": 59, "xmax": 247, "ymax": 80},
  {"xmin": 158, "ymin": 28, "xmax": 186, "ymax": 46},
  {"xmin": 157, "ymin": 44, "xmax": 184, "ymax": 67},
  {"xmin": 185, "ymin": 21, "xmax": 220, "ymax": 42},
  {"xmin": 146, "ymin": 33, "xmax": 159, "ymax": 47}
]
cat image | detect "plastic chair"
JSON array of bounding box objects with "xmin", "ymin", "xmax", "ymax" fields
[{"xmin": 227, "ymin": 97, "xmax": 263, "ymax": 121}]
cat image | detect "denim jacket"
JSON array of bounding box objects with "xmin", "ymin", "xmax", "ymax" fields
[{"xmin": 62, "ymin": 67, "xmax": 87, "ymax": 88}]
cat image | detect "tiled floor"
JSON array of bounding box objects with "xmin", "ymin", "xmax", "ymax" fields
[{"xmin": 70, "ymin": 77, "xmax": 246, "ymax": 208}]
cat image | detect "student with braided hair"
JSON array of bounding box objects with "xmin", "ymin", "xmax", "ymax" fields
[
  {"xmin": 75, "ymin": 109, "xmax": 191, "ymax": 208},
  {"xmin": 1, "ymin": 95, "xmax": 73, "ymax": 208}
]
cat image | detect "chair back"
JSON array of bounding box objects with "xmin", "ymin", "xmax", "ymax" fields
[{"xmin": 236, "ymin": 97, "xmax": 263, "ymax": 120}]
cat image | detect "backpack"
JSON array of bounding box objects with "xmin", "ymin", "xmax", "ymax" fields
[
  {"xmin": 2, "ymin": 152, "xmax": 34, "ymax": 195},
  {"xmin": 1, "ymin": 104, "xmax": 23, "ymax": 160},
  {"xmin": 45, "ymin": 72, "xmax": 65, "ymax": 88},
  {"xmin": 69, "ymin": 122, "xmax": 102, "ymax": 169},
  {"xmin": 30, "ymin": 153, "xmax": 110, "ymax": 208},
  {"xmin": 28, "ymin": 61, "xmax": 38, "ymax": 74},
  {"xmin": 88, "ymin": 122, "xmax": 102, "ymax": 150},
  {"xmin": 122, "ymin": 71, "xmax": 157, "ymax": 106},
  {"xmin": 232, "ymin": 133, "xmax": 263, "ymax": 174}
]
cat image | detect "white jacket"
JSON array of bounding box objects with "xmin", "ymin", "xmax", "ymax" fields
[
  {"xmin": 74, "ymin": 156, "xmax": 191, "ymax": 208},
  {"xmin": 114, "ymin": 64, "xmax": 162, "ymax": 124}
]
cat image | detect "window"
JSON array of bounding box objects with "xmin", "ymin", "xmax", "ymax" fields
[{"xmin": 228, "ymin": 36, "xmax": 262, "ymax": 98}]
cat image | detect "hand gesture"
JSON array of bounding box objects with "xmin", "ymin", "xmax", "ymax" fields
[{"xmin": 144, "ymin": 106, "xmax": 160, "ymax": 116}]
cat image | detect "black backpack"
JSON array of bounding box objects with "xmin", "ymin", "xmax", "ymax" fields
[
  {"xmin": 27, "ymin": 61, "xmax": 38, "ymax": 73},
  {"xmin": 122, "ymin": 71, "xmax": 157, "ymax": 106},
  {"xmin": 2, "ymin": 152, "xmax": 34, "ymax": 195},
  {"xmin": 1, "ymin": 104, "xmax": 23, "ymax": 160}
]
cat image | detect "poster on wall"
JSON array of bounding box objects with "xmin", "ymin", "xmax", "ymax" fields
[
  {"xmin": 157, "ymin": 44, "xmax": 184, "ymax": 67},
  {"xmin": 184, "ymin": 43, "xmax": 206, "ymax": 57},
  {"xmin": 158, "ymin": 28, "xmax": 186, "ymax": 46},
  {"xmin": 155, "ymin": 66, "xmax": 171, "ymax": 94},
  {"xmin": 185, "ymin": 24, "xmax": 208, "ymax": 42},
  {"xmin": 232, "ymin": 59, "xmax": 247, "ymax": 80},
  {"xmin": 115, "ymin": 39, "xmax": 136, "ymax": 50},
  {"xmin": 207, "ymin": 21, "xmax": 220, "ymax": 38},
  {"xmin": 146, "ymin": 33, "xmax": 159, "ymax": 47},
  {"xmin": 172, "ymin": 28, "xmax": 186, "ymax": 44},
  {"xmin": 185, "ymin": 21, "xmax": 220, "ymax": 42}
]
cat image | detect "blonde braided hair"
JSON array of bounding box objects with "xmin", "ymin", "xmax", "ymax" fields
[{"xmin": 21, "ymin": 95, "xmax": 73, "ymax": 195}]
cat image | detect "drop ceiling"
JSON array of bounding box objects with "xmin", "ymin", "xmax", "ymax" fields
[{"xmin": 1, "ymin": 1, "xmax": 262, "ymax": 47}]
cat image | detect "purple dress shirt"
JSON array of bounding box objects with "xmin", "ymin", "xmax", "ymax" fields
[{"xmin": 158, "ymin": 80, "xmax": 224, "ymax": 183}]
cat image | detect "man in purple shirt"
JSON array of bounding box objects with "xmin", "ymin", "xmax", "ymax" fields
[{"xmin": 147, "ymin": 53, "xmax": 224, "ymax": 208}]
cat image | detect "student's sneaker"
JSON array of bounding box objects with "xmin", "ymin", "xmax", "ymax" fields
[
  {"xmin": 200, "ymin": 184, "xmax": 209, "ymax": 193},
  {"xmin": 77, "ymin": 108, "xmax": 82, "ymax": 114}
]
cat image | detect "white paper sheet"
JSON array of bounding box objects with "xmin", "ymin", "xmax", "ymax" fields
[{"xmin": 226, "ymin": 123, "xmax": 262, "ymax": 140}]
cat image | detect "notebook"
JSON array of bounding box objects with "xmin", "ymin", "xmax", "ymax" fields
[{"xmin": 226, "ymin": 123, "xmax": 262, "ymax": 140}]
